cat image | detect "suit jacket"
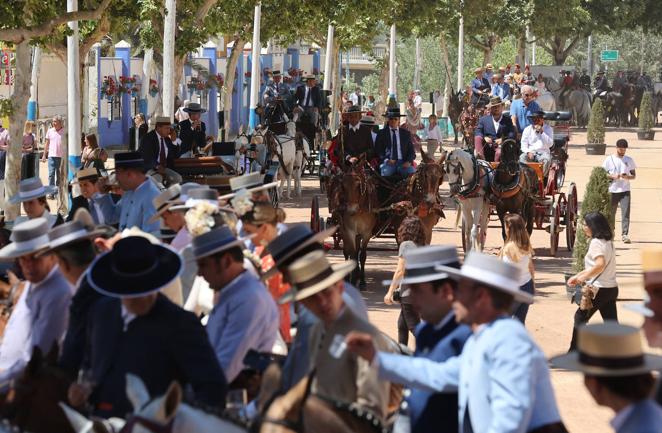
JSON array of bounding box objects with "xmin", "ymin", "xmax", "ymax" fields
[
  {"xmin": 374, "ymin": 127, "xmax": 415, "ymax": 163},
  {"xmin": 294, "ymin": 85, "xmax": 322, "ymax": 108},
  {"xmin": 178, "ymin": 119, "xmax": 206, "ymax": 155},
  {"xmin": 86, "ymin": 294, "xmax": 227, "ymax": 418},
  {"xmin": 408, "ymin": 315, "xmax": 471, "ymax": 433},
  {"xmin": 616, "ymin": 399, "xmax": 662, "ymax": 433},
  {"xmin": 138, "ymin": 130, "xmax": 178, "ymax": 171},
  {"xmin": 378, "ymin": 317, "xmax": 562, "ymax": 433},
  {"xmin": 59, "ymin": 276, "xmax": 104, "ymax": 376},
  {"xmin": 333, "ymin": 124, "xmax": 375, "ymax": 162},
  {"xmin": 475, "ymin": 114, "xmax": 516, "ymax": 141},
  {"xmin": 309, "ymin": 306, "xmax": 391, "ymax": 423},
  {"xmin": 66, "ymin": 195, "xmax": 89, "ymax": 222}
]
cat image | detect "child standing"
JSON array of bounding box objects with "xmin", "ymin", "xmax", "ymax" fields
[{"xmin": 499, "ymin": 213, "xmax": 535, "ymax": 323}]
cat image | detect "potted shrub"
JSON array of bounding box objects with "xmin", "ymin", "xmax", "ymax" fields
[
  {"xmin": 571, "ymin": 167, "xmax": 612, "ymax": 275},
  {"xmin": 585, "ymin": 98, "xmax": 606, "ymax": 154},
  {"xmin": 637, "ymin": 91, "xmax": 655, "ymax": 140}
]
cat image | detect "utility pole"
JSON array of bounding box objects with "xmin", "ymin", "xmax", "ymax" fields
[
  {"xmin": 414, "ymin": 38, "xmax": 421, "ymax": 90},
  {"xmin": 323, "ymin": 25, "xmax": 334, "ymax": 92},
  {"xmin": 248, "ymin": 3, "xmax": 261, "ymax": 130},
  {"xmin": 67, "ymin": 0, "xmax": 81, "ymax": 172},
  {"xmin": 457, "ymin": 3, "xmax": 464, "ymax": 91},
  {"xmin": 163, "ymin": 0, "xmax": 176, "ymax": 121},
  {"xmin": 27, "ymin": 46, "xmax": 41, "ymax": 121},
  {"xmin": 587, "ymin": 34, "xmax": 593, "ymax": 76}
]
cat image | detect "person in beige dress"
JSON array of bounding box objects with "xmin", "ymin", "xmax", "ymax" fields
[{"xmin": 282, "ymin": 250, "xmax": 392, "ymax": 426}]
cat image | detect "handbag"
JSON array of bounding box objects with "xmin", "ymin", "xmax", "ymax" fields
[{"xmin": 573, "ymin": 242, "xmax": 614, "ymax": 311}]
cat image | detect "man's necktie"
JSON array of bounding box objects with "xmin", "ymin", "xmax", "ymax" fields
[
  {"xmin": 305, "ymin": 87, "xmax": 311, "ymax": 107},
  {"xmin": 391, "ymin": 128, "xmax": 398, "ymax": 160},
  {"xmin": 159, "ymin": 137, "xmax": 167, "ymax": 169},
  {"xmin": 276, "ymin": 83, "xmax": 279, "ymax": 93}
]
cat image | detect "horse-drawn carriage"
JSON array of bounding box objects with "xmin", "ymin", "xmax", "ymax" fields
[{"xmin": 447, "ymin": 110, "xmax": 577, "ymax": 256}]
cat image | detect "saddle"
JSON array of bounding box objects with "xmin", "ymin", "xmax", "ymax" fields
[{"xmin": 490, "ymin": 162, "xmax": 527, "ymax": 199}]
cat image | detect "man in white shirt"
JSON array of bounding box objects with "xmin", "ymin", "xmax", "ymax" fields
[
  {"xmin": 349, "ymin": 87, "xmax": 361, "ymax": 107},
  {"xmin": 602, "ymin": 139, "xmax": 636, "ymax": 243},
  {"xmin": 519, "ymin": 111, "xmax": 554, "ymax": 177},
  {"xmin": 413, "ymin": 90, "xmax": 423, "ymax": 111}
]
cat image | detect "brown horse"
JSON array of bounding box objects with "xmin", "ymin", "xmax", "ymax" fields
[
  {"xmin": 0, "ymin": 345, "xmax": 74, "ymax": 433},
  {"xmin": 490, "ymin": 140, "xmax": 535, "ymax": 240},
  {"xmin": 407, "ymin": 150, "xmax": 446, "ymax": 244},
  {"xmin": 338, "ymin": 156, "xmax": 378, "ymax": 289},
  {"xmin": 448, "ymin": 90, "xmax": 463, "ymax": 144}
]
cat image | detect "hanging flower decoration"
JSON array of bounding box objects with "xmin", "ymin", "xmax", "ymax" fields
[
  {"xmin": 230, "ymin": 189, "xmax": 254, "ymax": 217},
  {"xmin": 118, "ymin": 75, "xmax": 140, "ymax": 95},
  {"xmin": 287, "ymin": 67, "xmax": 299, "ymax": 77},
  {"xmin": 148, "ymin": 79, "xmax": 159, "ymax": 97},
  {"xmin": 185, "ymin": 202, "xmax": 218, "ymax": 236},
  {"xmin": 205, "ymin": 73, "xmax": 224, "ymax": 89},
  {"xmin": 187, "ymin": 76, "xmax": 207, "ymax": 92},
  {"xmin": 100, "ymin": 76, "xmax": 117, "ymax": 100},
  {"xmin": 244, "ymin": 71, "xmax": 252, "ymax": 78}
]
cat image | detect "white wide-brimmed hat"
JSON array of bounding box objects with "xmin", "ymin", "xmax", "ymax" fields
[
  {"xmin": 550, "ymin": 322, "xmax": 662, "ymax": 376},
  {"xmin": 170, "ymin": 187, "xmax": 219, "ymax": 211},
  {"xmin": 70, "ymin": 167, "xmax": 100, "ymax": 185},
  {"xmin": 280, "ymin": 250, "xmax": 355, "ymax": 304},
  {"xmin": 218, "ymin": 172, "xmax": 278, "ymax": 201},
  {"xmin": 147, "ymin": 184, "xmax": 182, "ymax": 224},
  {"xmin": 8, "ymin": 177, "xmax": 58, "ymax": 205},
  {"xmin": 383, "ymin": 245, "xmax": 461, "ymax": 286},
  {"xmin": 436, "ymin": 251, "xmax": 533, "ymax": 304},
  {"xmin": 0, "ymin": 218, "xmax": 51, "ymax": 260}
]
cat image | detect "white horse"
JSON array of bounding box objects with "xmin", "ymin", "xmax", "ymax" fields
[
  {"xmin": 60, "ymin": 374, "xmax": 248, "ymax": 433},
  {"xmin": 271, "ymin": 120, "xmax": 309, "ymax": 199},
  {"xmin": 444, "ymin": 149, "xmax": 490, "ymax": 252},
  {"xmin": 535, "ymin": 85, "xmax": 557, "ymax": 112}
]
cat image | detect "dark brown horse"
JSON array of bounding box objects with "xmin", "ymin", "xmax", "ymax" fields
[
  {"xmin": 490, "ymin": 140, "xmax": 534, "ymax": 240},
  {"xmin": 0, "ymin": 345, "xmax": 74, "ymax": 433},
  {"xmin": 407, "ymin": 150, "xmax": 446, "ymax": 244},
  {"xmin": 338, "ymin": 156, "xmax": 378, "ymax": 289},
  {"xmin": 448, "ymin": 90, "xmax": 463, "ymax": 144}
]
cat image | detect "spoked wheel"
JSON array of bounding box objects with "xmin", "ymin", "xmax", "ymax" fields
[
  {"xmin": 549, "ymin": 198, "xmax": 561, "ymax": 256},
  {"xmin": 310, "ymin": 195, "xmax": 321, "ymax": 233},
  {"xmin": 555, "ymin": 165, "xmax": 566, "ymax": 190},
  {"xmin": 566, "ymin": 182, "xmax": 578, "ymax": 251}
]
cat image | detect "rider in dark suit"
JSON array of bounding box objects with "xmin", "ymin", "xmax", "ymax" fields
[
  {"xmin": 294, "ymin": 76, "xmax": 322, "ymax": 109},
  {"xmin": 178, "ymin": 102, "xmax": 207, "ymax": 156},
  {"xmin": 474, "ymin": 96, "xmax": 516, "ymax": 162},
  {"xmin": 375, "ymin": 107, "xmax": 415, "ymax": 177},
  {"xmin": 470, "ymin": 67, "xmax": 491, "ymax": 106},
  {"xmin": 82, "ymin": 237, "xmax": 227, "ymax": 418},
  {"xmin": 333, "ymin": 106, "xmax": 374, "ymax": 164},
  {"xmin": 138, "ymin": 117, "xmax": 179, "ymax": 172}
]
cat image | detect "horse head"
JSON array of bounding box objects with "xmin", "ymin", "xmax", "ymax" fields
[
  {"xmin": 445, "ymin": 150, "xmax": 473, "ymax": 196},
  {"xmin": 2, "ymin": 344, "xmax": 74, "ymax": 433},
  {"xmin": 413, "ymin": 150, "xmax": 446, "ymax": 205},
  {"xmin": 341, "ymin": 159, "xmax": 373, "ymax": 214},
  {"xmin": 60, "ymin": 403, "xmax": 126, "ymax": 433}
]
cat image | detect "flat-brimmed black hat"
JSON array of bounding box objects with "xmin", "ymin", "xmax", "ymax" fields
[
  {"xmin": 87, "ymin": 236, "xmax": 182, "ymax": 298},
  {"xmin": 526, "ymin": 110, "xmax": 546, "ymax": 119},
  {"xmin": 183, "ymin": 102, "xmax": 207, "ymax": 114},
  {"xmin": 345, "ymin": 105, "xmax": 366, "ymax": 114},
  {"xmin": 114, "ymin": 151, "xmax": 145, "ymax": 170},
  {"xmin": 384, "ymin": 106, "xmax": 405, "ymax": 118},
  {"xmin": 272, "ymin": 70, "xmax": 282, "ymax": 76}
]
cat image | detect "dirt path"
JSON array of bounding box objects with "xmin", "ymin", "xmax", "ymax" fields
[{"xmin": 279, "ymin": 127, "xmax": 661, "ymax": 433}]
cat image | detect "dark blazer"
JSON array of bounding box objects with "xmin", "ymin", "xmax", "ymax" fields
[
  {"xmin": 294, "ymin": 85, "xmax": 322, "ymax": 108},
  {"xmin": 374, "ymin": 126, "xmax": 415, "ymax": 163},
  {"xmin": 66, "ymin": 195, "xmax": 89, "ymax": 222},
  {"xmin": 475, "ymin": 114, "xmax": 516, "ymax": 141},
  {"xmin": 408, "ymin": 315, "xmax": 472, "ymax": 433},
  {"xmin": 86, "ymin": 294, "xmax": 227, "ymax": 418},
  {"xmin": 138, "ymin": 130, "xmax": 178, "ymax": 171},
  {"xmin": 178, "ymin": 119, "xmax": 206, "ymax": 155},
  {"xmin": 129, "ymin": 124, "xmax": 148, "ymax": 152},
  {"xmin": 333, "ymin": 124, "xmax": 375, "ymax": 162},
  {"xmin": 59, "ymin": 277, "xmax": 104, "ymax": 377}
]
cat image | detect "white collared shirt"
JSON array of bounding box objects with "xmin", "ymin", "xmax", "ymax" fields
[
  {"xmin": 492, "ymin": 115, "xmax": 503, "ymax": 134},
  {"xmin": 427, "ymin": 124, "xmax": 443, "ymax": 141},
  {"xmin": 349, "ymin": 123, "xmax": 360, "ymax": 132}
]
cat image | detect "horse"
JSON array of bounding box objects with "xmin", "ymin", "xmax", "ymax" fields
[
  {"xmin": 0, "ymin": 345, "xmax": 74, "ymax": 433},
  {"xmin": 447, "ymin": 90, "xmax": 464, "ymax": 144},
  {"xmin": 265, "ymin": 121, "xmax": 310, "ymax": 200},
  {"xmin": 620, "ymin": 83, "xmax": 638, "ymax": 126},
  {"xmin": 599, "ymin": 91, "xmax": 624, "ymax": 126},
  {"xmin": 337, "ymin": 156, "xmax": 378, "ymax": 289},
  {"xmin": 490, "ymin": 140, "xmax": 535, "ymax": 240},
  {"xmin": 545, "ymin": 77, "xmax": 591, "ymax": 127},
  {"xmin": 444, "ymin": 149, "xmax": 490, "ymax": 252},
  {"xmin": 535, "ymin": 87, "xmax": 556, "ymax": 112},
  {"xmin": 407, "ymin": 150, "xmax": 446, "ymax": 244},
  {"xmin": 61, "ymin": 374, "xmax": 248, "ymax": 433}
]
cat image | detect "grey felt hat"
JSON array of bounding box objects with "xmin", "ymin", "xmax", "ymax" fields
[{"xmin": 8, "ymin": 177, "xmax": 58, "ymax": 205}]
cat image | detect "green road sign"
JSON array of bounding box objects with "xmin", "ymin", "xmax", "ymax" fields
[{"xmin": 600, "ymin": 50, "xmax": 619, "ymax": 62}]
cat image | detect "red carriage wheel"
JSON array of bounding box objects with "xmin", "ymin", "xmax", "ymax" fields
[
  {"xmin": 566, "ymin": 182, "xmax": 578, "ymax": 251},
  {"xmin": 549, "ymin": 199, "xmax": 561, "ymax": 257},
  {"xmin": 310, "ymin": 195, "xmax": 321, "ymax": 233}
]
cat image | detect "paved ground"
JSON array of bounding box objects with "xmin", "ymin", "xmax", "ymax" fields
[{"xmin": 277, "ymin": 127, "xmax": 661, "ymax": 433}]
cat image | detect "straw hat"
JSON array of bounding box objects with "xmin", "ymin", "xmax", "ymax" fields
[
  {"xmin": 436, "ymin": 252, "xmax": 533, "ymax": 304},
  {"xmin": 383, "ymin": 245, "xmax": 461, "ymax": 286},
  {"xmin": 218, "ymin": 172, "xmax": 278, "ymax": 201},
  {"xmin": 153, "ymin": 116, "xmax": 172, "ymax": 126},
  {"xmin": 550, "ymin": 322, "xmax": 662, "ymax": 376},
  {"xmin": 279, "ymin": 250, "xmax": 355, "ymax": 304},
  {"xmin": 0, "ymin": 218, "xmax": 51, "ymax": 260},
  {"xmin": 8, "ymin": 177, "xmax": 58, "ymax": 205},
  {"xmin": 360, "ymin": 115, "xmax": 376, "ymax": 126},
  {"xmin": 71, "ymin": 167, "xmax": 100, "ymax": 185},
  {"xmin": 147, "ymin": 184, "xmax": 182, "ymax": 224},
  {"xmin": 486, "ymin": 96, "xmax": 505, "ymax": 108}
]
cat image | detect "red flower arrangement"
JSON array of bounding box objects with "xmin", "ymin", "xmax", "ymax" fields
[
  {"xmin": 118, "ymin": 75, "xmax": 140, "ymax": 95},
  {"xmin": 244, "ymin": 71, "xmax": 252, "ymax": 78},
  {"xmin": 100, "ymin": 76, "xmax": 117, "ymax": 100},
  {"xmin": 188, "ymin": 76, "xmax": 206, "ymax": 92},
  {"xmin": 287, "ymin": 67, "xmax": 299, "ymax": 77},
  {"xmin": 148, "ymin": 79, "xmax": 159, "ymax": 97}
]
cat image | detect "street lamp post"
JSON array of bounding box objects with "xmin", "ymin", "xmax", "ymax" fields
[
  {"xmin": 457, "ymin": 5, "xmax": 464, "ymax": 91},
  {"xmin": 163, "ymin": 0, "xmax": 176, "ymax": 121},
  {"xmin": 248, "ymin": 3, "xmax": 262, "ymax": 131},
  {"xmin": 389, "ymin": 24, "xmax": 396, "ymax": 99},
  {"xmin": 67, "ymin": 0, "xmax": 81, "ymax": 174}
]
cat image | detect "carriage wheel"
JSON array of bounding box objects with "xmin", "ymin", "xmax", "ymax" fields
[
  {"xmin": 566, "ymin": 182, "xmax": 578, "ymax": 251},
  {"xmin": 550, "ymin": 199, "xmax": 561, "ymax": 257},
  {"xmin": 310, "ymin": 195, "xmax": 321, "ymax": 233},
  {"xmin": 555, "ymin": 166, "xmax": 566, "ymax": 190}
]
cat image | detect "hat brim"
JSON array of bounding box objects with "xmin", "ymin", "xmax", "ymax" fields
[
  {"xmin": 0, "ymin": 243, "xmax": 50, "ymax": 260},
  {"xmin": 87, "ymin": 244, "xmax": 183, "ymax": 298},
  {"xmin": 189, "ymin": 234, "xmax": 255, "ymax": 262},
  {"xmin": 219, "ymin": 181, "xmax": 279, "ymax": 201},
  {"xmin": 261, "ymin": 226, "xmax": 338, "ymax": 280},
  {"xmin": 39, "ymin": 228, "xmax": 110, "ymax": 256},
  {"xmin": 279, "ymin": 260, "xmax": 356, "ymax": 304},
  {"xmin": 436, "ymin": 263, "xmax": 533, "ymax": 304},
  {"xmin": 147, "ymin": 200, "xmax": 183, "ymax": 224},
  {"xmin": 183, "ymin": 108, "xmax": 207, "ymax": 113},
  {"xmin": 550, "ymin": 352, "xmax": 662, "ymax": 377},
  {"xmin": 382, "ymin": 268, "xmax": 459, "ymax": 287},
  {"xmin": 8, "ymin": 186, "xmax": 58, "ymax": 204}
]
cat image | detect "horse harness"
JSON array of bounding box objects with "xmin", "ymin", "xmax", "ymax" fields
[
  {"xmin": 260, "ymin": 369, "xmax": 317, "ymax": 432},
  {"xmin": 446, "ymin": 156, "xmax": 490, "ymax": 200}
]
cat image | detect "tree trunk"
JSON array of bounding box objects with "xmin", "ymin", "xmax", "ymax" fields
[
  {"xmin": 329, "ymin": 42, "xmax": 341, "ymax": 135},
  {"xmin": 174, "ymin": 54, "xmax": 187, "ymax": 109},
  {"xmin": 439, "ymin": 32, "xmax": 453, "ymax": 117},
  {"xmin": 516, "ymin": 34, "xmax": 526, "ymax": 66},
  {"xmin": 5, "ymin": 41, "xmax": 31, "ymax": 220},
  {"xmin": 224, "ymin": 37, "xmax": 246, "ymax": 137}
]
